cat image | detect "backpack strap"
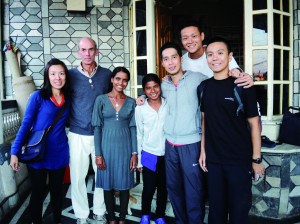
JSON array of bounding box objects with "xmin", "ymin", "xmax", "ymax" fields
[
  {"xmin": 198, "ymin": 80, "xmax": 245, "ymax": 116},
  {"xmin": 198, "ymin": 80, "xmax": 258, "ymax": 124},
  {"xmin": 234, "ymin": 85, "xmax": 263, "ymax": 133},
  {"xmin": 197, "ymin": 79, "xmax": 208, "ymax": 109},
  {"xmin": 233, "ymin": 85, "xmax": 245, "ymax": 116}
]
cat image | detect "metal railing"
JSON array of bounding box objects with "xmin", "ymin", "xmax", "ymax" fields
[{"xmin": 1, "ymin": 100, "xmax": 20, "ymax": 143}]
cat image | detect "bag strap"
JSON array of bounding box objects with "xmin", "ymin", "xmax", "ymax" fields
[
  {"xmin": 197, "ymin": 79, "xmax": 208, "ymax": 109},
  {"xmin": 233, "ymin": 85, "xmax": 244, "ymax": 116},
  {"xmin": 46, "ymin": 104, "xmax": 67, "ymax": 135}
]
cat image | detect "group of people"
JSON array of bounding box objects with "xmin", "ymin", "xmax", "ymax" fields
[{"xmin": 9, "ymin": 20, "xmax": 265, "ymax": 224}]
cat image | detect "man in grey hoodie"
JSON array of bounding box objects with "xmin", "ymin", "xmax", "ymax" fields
[{"xmin": 160, "ymin": 42, "xmax": 207, "ymax": 224}]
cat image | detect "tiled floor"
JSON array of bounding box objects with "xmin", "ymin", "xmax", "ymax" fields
[
  {"xmin": 5, "ymin": 180, "xmax": 175, "ymax": 224},
  {"xmin": 3, "ymin": 174, "xmax": 300, "ymax": 224}
]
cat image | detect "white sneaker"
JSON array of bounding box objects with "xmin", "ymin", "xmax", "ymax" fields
[{"xmin": 93, "ymin": 214, "xmax": 107, "ymax": 224}]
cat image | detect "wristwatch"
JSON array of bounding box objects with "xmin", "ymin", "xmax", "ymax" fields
[{"xmin": 252, "ymin": 157, "xmax": 263, "ymax": 164}]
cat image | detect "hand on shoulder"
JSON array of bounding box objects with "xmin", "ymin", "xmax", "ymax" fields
[{"xmin": 136, "ymin": 95, "xmax": 146, "ymax": 106}]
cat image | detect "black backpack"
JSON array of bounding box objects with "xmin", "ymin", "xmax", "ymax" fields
[
  {"xmin": 197, "ymin": 79, "xmax": 245, "ymax": 116},
  {"xmin": 197, "ymin": 79, "xmax": 262, "ymax": 131}
]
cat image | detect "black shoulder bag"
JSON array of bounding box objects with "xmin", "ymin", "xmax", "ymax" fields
[
  {"xmin": 278, "ymin": 106, "xmax": 300, "ymax": 146},
  {"xmin": 18, "ymin": 104, "xmax": 66, "ymax": 164}
]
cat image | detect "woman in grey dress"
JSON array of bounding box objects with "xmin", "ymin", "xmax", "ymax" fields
[{"xmin": 92, "ymin": 66, "xmax": 138, "ymax": 224}]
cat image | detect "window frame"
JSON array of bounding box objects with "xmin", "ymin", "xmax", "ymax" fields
[
  {"xmin": 129, "ymin": 0, "xmax": 156, "ymax": 98},
  {"xmin": 244, "ymin": 0, "xmax": 293, "ymax": 120},
  {"xmin": 0, "ymin": 2, "xmax": 3, "ymax": 144}
]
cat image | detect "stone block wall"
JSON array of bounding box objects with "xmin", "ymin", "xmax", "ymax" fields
[
  {"xmin": 250, "ymin": 144, "xmax": 300, "ymax": 220},
  {"xmin": 2, "ymin": 0, "xmax": 128, "ymax": 99},
  {"xmin": 2, "ymin": 0, "xmax": 300, "ymax": 105}
]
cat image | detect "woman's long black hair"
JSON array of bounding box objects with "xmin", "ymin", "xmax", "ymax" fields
[{"xmin": 40, "ymin": 58, "xmax": 70, "ymax": 100}]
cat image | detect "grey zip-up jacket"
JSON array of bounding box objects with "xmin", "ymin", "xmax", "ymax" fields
[{"xmin": 162, "ymin": 70, "xmax": 208, "ymax": 145}]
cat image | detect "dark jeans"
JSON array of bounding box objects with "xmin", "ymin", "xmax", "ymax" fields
[
  {"xmin": 27, "ymin": 166, "xmax": 66, "ymax": 224},
  {"xmin": 142, "ymin": 155, "xmax": 167, "ymax": 218}
]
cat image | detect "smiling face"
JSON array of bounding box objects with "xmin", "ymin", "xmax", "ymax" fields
[
  {"xmin": 180, "ymin": 26, "xmax": 205, "ymax": 57},
  {"xmin": 49, "ymin": 65, "xmax": 67, "ymax": 91},
  {"xmin": 206, "ymin": 41, "xmax": 232, "ymax": 75},
  {"xmin": 111, "ymin": 71, "xmax": 129, "ymax": 93},
  {"xmin": 144, "ymin": 81, "xmax": 161, "ymax": 101},
  {"xmin": 161, "ymin": 47, "xmax": 183, "ymax": 76}
]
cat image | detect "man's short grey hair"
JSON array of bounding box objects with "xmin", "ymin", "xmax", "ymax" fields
[{"xmin": 77, "ymin": 37, "xmax": 98, "ymax": 51}]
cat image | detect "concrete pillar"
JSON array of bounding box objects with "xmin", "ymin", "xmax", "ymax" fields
[
  {"xmin": 5, "ymin": 51, "xmax": 21, "ymax": 80},
  {"xmin": 13, "ymin": 76, "xmax": 36, "ymax": 120}
]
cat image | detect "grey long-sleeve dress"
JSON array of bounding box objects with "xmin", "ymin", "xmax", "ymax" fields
[{"xmin": 92, "ymin": 94, "xmax": 137, "ymax": 190}]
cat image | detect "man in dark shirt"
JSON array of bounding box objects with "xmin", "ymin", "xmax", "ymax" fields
[{"xmin": 199, "ymin": 37, "xmax": 265, "ymax": 224}]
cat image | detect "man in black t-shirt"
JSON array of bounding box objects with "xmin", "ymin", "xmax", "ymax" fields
[{"xmin": 198, "ymin": 37, "xmax": 265, "ymax": 224}]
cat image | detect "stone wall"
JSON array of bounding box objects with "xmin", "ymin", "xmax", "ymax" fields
[
  {"xmin": 250, "ymin": 144, "xmax": 300, "ymax": 220},
  {"xmin": 2, "ymin": 0, "xmax": 128, "ymax": 99},
  {"xmin": 2, "ymin": 0, "xmax": 300, "ymax": 105}
]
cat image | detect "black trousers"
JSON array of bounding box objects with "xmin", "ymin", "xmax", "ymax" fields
[
  {"xmin": 27, "ymin": 166, "xmax": 66, "ymax": 224},
  {"xmin": 141, "ymin": 155, "xmax": 167, "ymax": 218},
  {"xmin": 207, "ymin": 162, "xmax": 252, "ymax": 224},
  {"xmin": 104, "ymin": 189, "xmax": 129, "ymax": 221}
]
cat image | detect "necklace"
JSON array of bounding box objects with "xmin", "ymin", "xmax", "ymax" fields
[
  {"xmin": 110, "ymin": 94, "xmax": 125, "ymax": 108},
  {"xmin": 112, "ymin": 97, "xmax": 119, "ymax": 108}
]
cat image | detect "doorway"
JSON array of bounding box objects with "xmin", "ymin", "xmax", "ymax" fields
[
  {"xmin": 128, "ymin": 0, "xmax": 244, "ymax": 97},
  {"xmin": 155, "ymin": 0, "xmax": 244, "ymax": 75}
]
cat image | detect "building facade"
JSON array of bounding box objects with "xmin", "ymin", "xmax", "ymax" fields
[{"xmin": 1, "ymin": 0, "xmax": 300, "ymax": 221}]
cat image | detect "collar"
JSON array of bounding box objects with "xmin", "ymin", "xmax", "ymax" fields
[
  {"xmin": 50, "ymin": 93, "xmax": 65, "ymax": 107},
  {"xmin": 167, "ymin": 71, "xmax": 187, "ymax": 83},
  {"xmin": 77, "ymin": 62, "xmax": 98, "ymax": 78}
]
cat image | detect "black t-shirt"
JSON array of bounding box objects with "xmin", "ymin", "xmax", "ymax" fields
[{"xmin": 200, "ymin": 77, "xmax": 258, "ymax": 165}]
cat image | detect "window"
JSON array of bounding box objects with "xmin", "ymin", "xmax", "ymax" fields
[
  {"xmin": 244, "ymin": 0, "xmax": 292, "ymax": 120},
  {"xmin": 129, "ymin": 0, "xmax": 156, "ymax": 98},
  {"xmin": 0, "ymin": 2, "xmax": 3, "ymax": 144},
  {"xmin": 0, "ymin": 2, "xmax": 3, "ymax": 100}
]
